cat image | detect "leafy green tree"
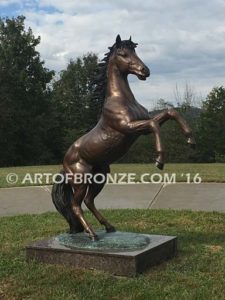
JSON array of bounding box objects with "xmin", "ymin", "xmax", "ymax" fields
[
  {"xmin": 52, "ymin": 54, "xmax": 99, "ymax": 149},
  {"xmin": 0, "ymin": 16, "xmax": 55, "ymax": 166},
  {"xmin": 199, "ymin": 86, "xmax": 225, "ymax": 162}
]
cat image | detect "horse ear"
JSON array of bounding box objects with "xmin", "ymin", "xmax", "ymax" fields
[
  {"xmin": 129, "ymin": 36, "xmax": 132, "ymax": 41},
  {"xmin": 116, "ymin": 34, "xmax": 121, "ymax": 47}
]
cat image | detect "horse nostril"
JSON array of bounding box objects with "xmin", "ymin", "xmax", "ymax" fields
[{"xmin": 141, "ymin": 67, "xmax": 150, "ymax": 76}]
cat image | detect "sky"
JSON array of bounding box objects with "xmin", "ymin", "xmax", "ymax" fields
[{"xmin": 0, "ymin": 0, "xmax": 225, "ymax": 109}]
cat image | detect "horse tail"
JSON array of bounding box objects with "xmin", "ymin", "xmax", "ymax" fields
[{"xmin": 51, "ymin": 171, "xmax": 84, "ymax": 233}]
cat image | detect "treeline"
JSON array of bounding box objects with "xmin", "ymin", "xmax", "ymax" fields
[
  {"xmin": 0, "ymin": 16, "xmax": 101, "ymax": 166},
  {"xmin": 0, "ymin": 16, "xmax": 225, "ymax": 166}
]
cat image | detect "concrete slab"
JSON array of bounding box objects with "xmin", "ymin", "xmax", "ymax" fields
[
  {"xmin": 95, "ymin": 184, "xmax": 162, "ymax": 209},
  {"xmin": 152, "ymin": 183, "xmax": 225, "ymax": 212},
  {"xmin": 0, "ymin": 183, "xmax": 225, "ymax": 216},
  {"xmin": 0, "ymin": 184, "xmax": 162, "ymax": 216},
  {"xmin": 0, "ymin": 186, "xmax": 55, "ymax": 216}
]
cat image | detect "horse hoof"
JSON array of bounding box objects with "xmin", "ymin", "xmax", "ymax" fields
[
  {"xmin": 187, "ymin": 136, "xmax": 196, "ymax": 149},
  {"xmin": 106, "ymin": 226, "xmax": 116, "ymax": 233},
  {"xmin": 155, "ymin": 160, "xmax": 164, "ymax": 170},
  {"xmin": 90, "ymin": 235, "xmax": 99, "ymax": 242}
]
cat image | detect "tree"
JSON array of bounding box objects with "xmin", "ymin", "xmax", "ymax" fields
[
  {"xmin": 155, "ymin": 98, "xmax": 174, "ymax": 110},
  {"xmin": 199, "ymin": 86, "xmax": 225, "ymax": 162},
  {"xmin": 174, "ymin": 83, "xmax": 202, "ymax": 109},
  {"xmin": 0, "ymin": 16, "xmax": 55, "ymax": 166},
  {"xmin": 52, "ymin": 54, "xmax": 99, "ymax": 149}
]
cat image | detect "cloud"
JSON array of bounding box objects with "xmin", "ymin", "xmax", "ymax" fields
[
  {"xmin": 0, "ymin": 0, "xmax": 20, "ymax": 5},
  {"xmin": 2, "ymin": 0, "xmax": 225, "ymax": 108},
  {"xmin": 0, "ymin": 0, "xmax": 34, "ymax": 7}
]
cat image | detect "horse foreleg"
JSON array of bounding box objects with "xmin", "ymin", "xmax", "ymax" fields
[
  {"xmin": 115, "ymin": 119, "xmax": 165, "ymax": 169},
  {"xmin": 152, "ymin": 108, "xmax": 196, "ymax": 148},
  {"xmin": 149, "ymin": 119, "xmax": 165, "ymax": 169}
]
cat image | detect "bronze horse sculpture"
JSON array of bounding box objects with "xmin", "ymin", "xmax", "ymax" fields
[{"xmin": 52, "ymin": 35, "xmax": 196, "ymax": 241}]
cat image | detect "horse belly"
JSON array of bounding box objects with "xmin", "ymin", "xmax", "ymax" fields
[
  {"xmin": 79, "ymin": 129, "xmax": 137, "ymax": 164},
  {"xmin": 103, "ymin": 135, "xmax": 137, "ymax": 164}
]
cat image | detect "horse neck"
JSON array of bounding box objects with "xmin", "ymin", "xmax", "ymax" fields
[{"xmin": 105, "ymin": 63, "xmax": 134, "ymax": 102}]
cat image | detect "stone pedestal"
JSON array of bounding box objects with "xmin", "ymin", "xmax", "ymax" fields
[{"xmin": 26, "ymin": 232, "xmax": 177, "ymax": 277}]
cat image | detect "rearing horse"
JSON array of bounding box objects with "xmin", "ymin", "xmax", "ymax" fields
[{"xmin": 52, "ymin": 35, "xmax": 196, "ymax": 241}]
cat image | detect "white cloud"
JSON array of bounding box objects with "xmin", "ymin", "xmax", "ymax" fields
[
  {"xmin": 5, "ymin": 0, "xmax": 225, "ymax": 108},
  {"xmin": 0, "ymin": 0, "xmax": 20, "ymax": 5}
]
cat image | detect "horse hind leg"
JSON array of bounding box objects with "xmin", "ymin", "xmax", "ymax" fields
[
  {"xmin": 85, "ymin": 186, "xmax": 116, "ymax": 233},
  {"xmin": 65, "ymin": 161, "xmax": 98, "ymax": 241},
  {"xmin": 70, "ymin": 182, "xmax": 99, "ymax": 241},
  {"xmin": 84, "ymin": 166, "xmax": 116, "ymax": 233}
]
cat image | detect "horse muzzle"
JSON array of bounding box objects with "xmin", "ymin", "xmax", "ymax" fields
[{"xmin": 137, "ymin": 66, "xmax": 150, "ymax": 80}]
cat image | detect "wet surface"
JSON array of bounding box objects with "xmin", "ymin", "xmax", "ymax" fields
[{"xmin": 55, "ymin": 231, "xmax": 150, "ymax": 252}]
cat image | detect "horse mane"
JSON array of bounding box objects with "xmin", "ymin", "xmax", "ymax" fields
[{"xmin": 91, "ymin": 38, "xmax": 138, "ymax": 105}]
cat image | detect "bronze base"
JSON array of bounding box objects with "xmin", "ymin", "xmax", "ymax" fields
[{"xmin": 26, "ymin": 234, "xmax": 177, "ymax": 277}]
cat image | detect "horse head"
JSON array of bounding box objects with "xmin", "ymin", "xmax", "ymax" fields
[{"xmin": 109, "ymin": 34, "xmax": 150, "ymax": 80}]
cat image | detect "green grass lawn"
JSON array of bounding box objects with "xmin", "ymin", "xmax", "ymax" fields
[
  {"xmin": 0, "ymin": 163, "xmax": 225, "ymax": 188},
  {"xmin": 0, "ymin": 210, "xmax": 225, "ymax": 299}
]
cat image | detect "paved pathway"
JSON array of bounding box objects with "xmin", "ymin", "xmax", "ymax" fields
[{"xmin": 0, "ymin": 183, "xmax": 224, "ymax": 216}]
